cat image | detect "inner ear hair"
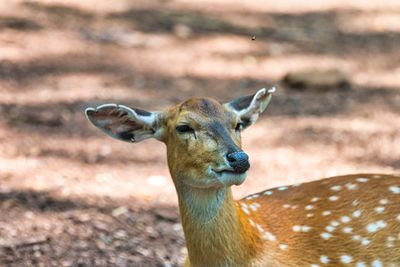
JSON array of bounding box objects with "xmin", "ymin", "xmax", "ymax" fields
[{"xmin": 229, "ymin": 94, "xmax": 255, "ymax": 112}]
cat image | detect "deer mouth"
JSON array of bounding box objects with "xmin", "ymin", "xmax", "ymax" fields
[
  {"xmin": 182, "ymin": 168, "xmax": 248, "ymax": 189},
  {"xmin": 212, "ymin": 168, "xmax": 247, "ymax": 186}
]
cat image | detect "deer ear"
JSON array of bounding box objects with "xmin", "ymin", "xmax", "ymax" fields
[
  {"xmin": 85, "ymin": 104, "xmax": 164, "ymax": 143},
  {"xmin": 224, "ymin": 87, "xmax": 276, "ymax": 129}
]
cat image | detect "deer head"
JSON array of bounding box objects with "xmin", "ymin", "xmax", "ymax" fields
[{"xmin": 85, "ymin": 88, "xmax": 275, "ymax": 189}]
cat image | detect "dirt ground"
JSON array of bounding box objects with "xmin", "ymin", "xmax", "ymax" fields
[{"xmin": 0, "ymin": 0, "xmax": 399, "ymax": 266}]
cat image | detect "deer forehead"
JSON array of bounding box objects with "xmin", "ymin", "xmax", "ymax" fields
[
  {"xmin": 177, "ymin": 97, "xmax": 231, "ymax": 120},
  {"xmin": 166, "ymin": 97, "xmax": 237, "ymax": 131}
]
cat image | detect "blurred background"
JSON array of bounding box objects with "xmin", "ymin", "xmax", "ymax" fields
[{"xmin": 0, "ymin": 0, "xmax": 399, "ymax": 266}]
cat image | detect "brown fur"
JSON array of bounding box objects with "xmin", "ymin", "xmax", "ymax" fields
[{"xmin": 240, "ymin": 174, "xmax": 400, "ymax": 266}]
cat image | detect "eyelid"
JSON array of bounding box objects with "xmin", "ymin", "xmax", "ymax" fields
[{"xmin": 176, "ymin": 122, "xmax": 192, "ymax": 129}]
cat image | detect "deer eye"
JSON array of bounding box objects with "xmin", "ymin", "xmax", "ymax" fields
[
  {"xmin": 176, "ymin": 125, "xmax": 194, "ymax": 134},
  {"xmin": 235, "ymin": 122, "xmax": 244, "ymax": 132}
]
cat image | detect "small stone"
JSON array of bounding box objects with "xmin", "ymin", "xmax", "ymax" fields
[
  {"xmin": 173, "ymin": 24, "xmax": 192, "ymax": 38},
  {"xmin": 114, "ymin": 230, "xmax": 128, "ymax": 240},
  {"xmin": 155, "ymin": 209, "xmax": 178, "ymax": 222},
  {"xmin": 112, "ymin": 206, "xmax": 128, "ymax": 217},
  {"xmin": 283, "ymin": 69, "xmax": 349, "ymax": 90}
]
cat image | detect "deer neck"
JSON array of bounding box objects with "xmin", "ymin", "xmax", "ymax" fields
[{"xmin": 175, "ymin": 183, "xmax": 263, "ymax": 267}]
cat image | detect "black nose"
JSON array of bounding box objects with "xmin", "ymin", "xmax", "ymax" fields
[{"xmin": 226, "ymin": 151, "xmax": 250, "ymax": 174}]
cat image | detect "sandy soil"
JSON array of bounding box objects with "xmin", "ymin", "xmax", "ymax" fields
[{"xmin": 0, "ymin": 0, "xmax": 399, "ymax": 266}]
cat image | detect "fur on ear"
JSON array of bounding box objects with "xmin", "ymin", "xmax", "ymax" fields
[
  {"xmin": 225, "ymin": 87, "xmax": 276, "ymax": 128},
  {"xmin": 85, "ymin": 104, "xmax": 163, "ymax": 143}
]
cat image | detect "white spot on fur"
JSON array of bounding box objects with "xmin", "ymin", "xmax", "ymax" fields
[
  {"xmin": 245, "ymin": 194, "xmax": 260, "ymax": 200},
  {"xmin": 330, "ymin": 221, "xmax": 340, "ymax": 227},
  {"xmin": 371, "ymin": 259, "xmax": 383, "ymax": 267},
  {"xmin": 326, "ymin": 225, "xmax": 335, "ymax": 232},
  {"xmin": 329, "ymin": 195, "xmax": 339, "ymax": 201},
  {"xmin": 387, "ymin": 236, "xmax": 395, "ymax": 247},
  {"xmin": 330, "ymin": 185, "xmax": 342, "ymax": 191},
  {"xmin": 249, "ymin": 203, "xmax": 261, "ymax": 211},
  {"xmin": 345, "ymin": 183, "xmax": 358, "ymax": 190},
  {"xmin": 310, "ymin": 265, "xmax": 320, "ymax": 267},
  {"xmin": 311, "ymin": 197, "xmax": 319, "ymax": 202},
  {"xmin": 340, "ymin": 255, "xmax": 353, "ymax": 264},
  {"xmin": 255, "ymin": 224, "xmax": 264, "ymax": 233},
  {"xmin": 396, "ymin": 214, "xmax": 400, "ymax": 221},
  {"xmin": 246, "ymin": 194, "xmax": 260, "ymax": 200},
  {"xmin": 366, "ymin": 220, "xmax": 387, "ymax": 233},
  {"xmin": 263, "ymin": 190, "xmax": 273, "ymax": 195},
  {"xmin": 293, "ymin": 225, "xmax": 311, "ymax": 232},
  {"xmin": 283, "ymin": 204, "xmax": 291, "ymax": 209},
  {"xmin": 352, "ymin": 210, "xmax": 361, "ymax": 218},
  {"xmin": 241, "ymin": 206, "xmax": 250, "ymax": 215},
  {"xmin": 356, "ymin": 262, "xmax": 366, "ymax": 267},
  {"xmin": 321, "ymin": 232, "xmax": 332, "ymax": 239},
  {"xmin": 379, "ymin": 199, "xmax": 389, "ymax": 205},
  {"xmin": 278, "ymin": 186, "xmax": 288, "ymax": 191},
  {"xmin": 340, "ymin": 216, "xmax": 351, "ymax": 223},
  {"xmin": 361, "ymin": 238, "xmax": 370, "ymax": 246},
  {"xmin": 367, "ymin": 223, "xmax": 379, "ymax": 233},
  {"xmin": 356, "ymin": 178, "xmax": 369, "ymax": 183},
  {"xmin": 352, "ymin": 235, "xmax": 361, "ymax": 241},
  {"xmin": 279, "ymin": 244, "xmax": 288, "ymax": 250},
  {"xmin": 248, "ymin": 219, "xmax": 255, "ymax": 227},
  {"xmin": 307, "ymin": 213, "xmax": 314, "ymax": 218},
  {"xmin": 389, "ymin": 185, "xmax": 400, "ymax": 194},
  {"xmin": 322, "ymin": 211, "xmax": 332, "ymax": 216},
  {"xmin": 375, "ymin": 206, "xmax": 385, "ymax": 213},
  {"xmin": 305, "ymin": 205, "xmax": 314, "ymax": 210},
  {"xmin": 292, "ymin": 225, "xmax": 301, "ymax": 232},
  {"xmin": 352, "ymin": 200, "xmax": 359, "ymax": 206},
  {"xmin": 263, "ymin": 232, "xmax": 276, "ymax": 241},
  {"xmin": 320, "ymin": 255, "xmax": 329, "ymax": 264},
  {"xmin": 343, "ymin": 227, "xmax": 353, "ymax": 233},
  {"xmin": 387, "ymin": 236, "xmax": 396, "ymax": 242}
]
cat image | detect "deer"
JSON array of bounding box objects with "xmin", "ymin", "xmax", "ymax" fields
[{"xmin": 85, "ymin": 87, "xmax": 400, "ymax": 267}]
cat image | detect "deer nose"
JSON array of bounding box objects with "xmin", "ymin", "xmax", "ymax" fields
[{"xmin": 226, "ymin": 151, "xmax": 250, "ymax": 174}]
